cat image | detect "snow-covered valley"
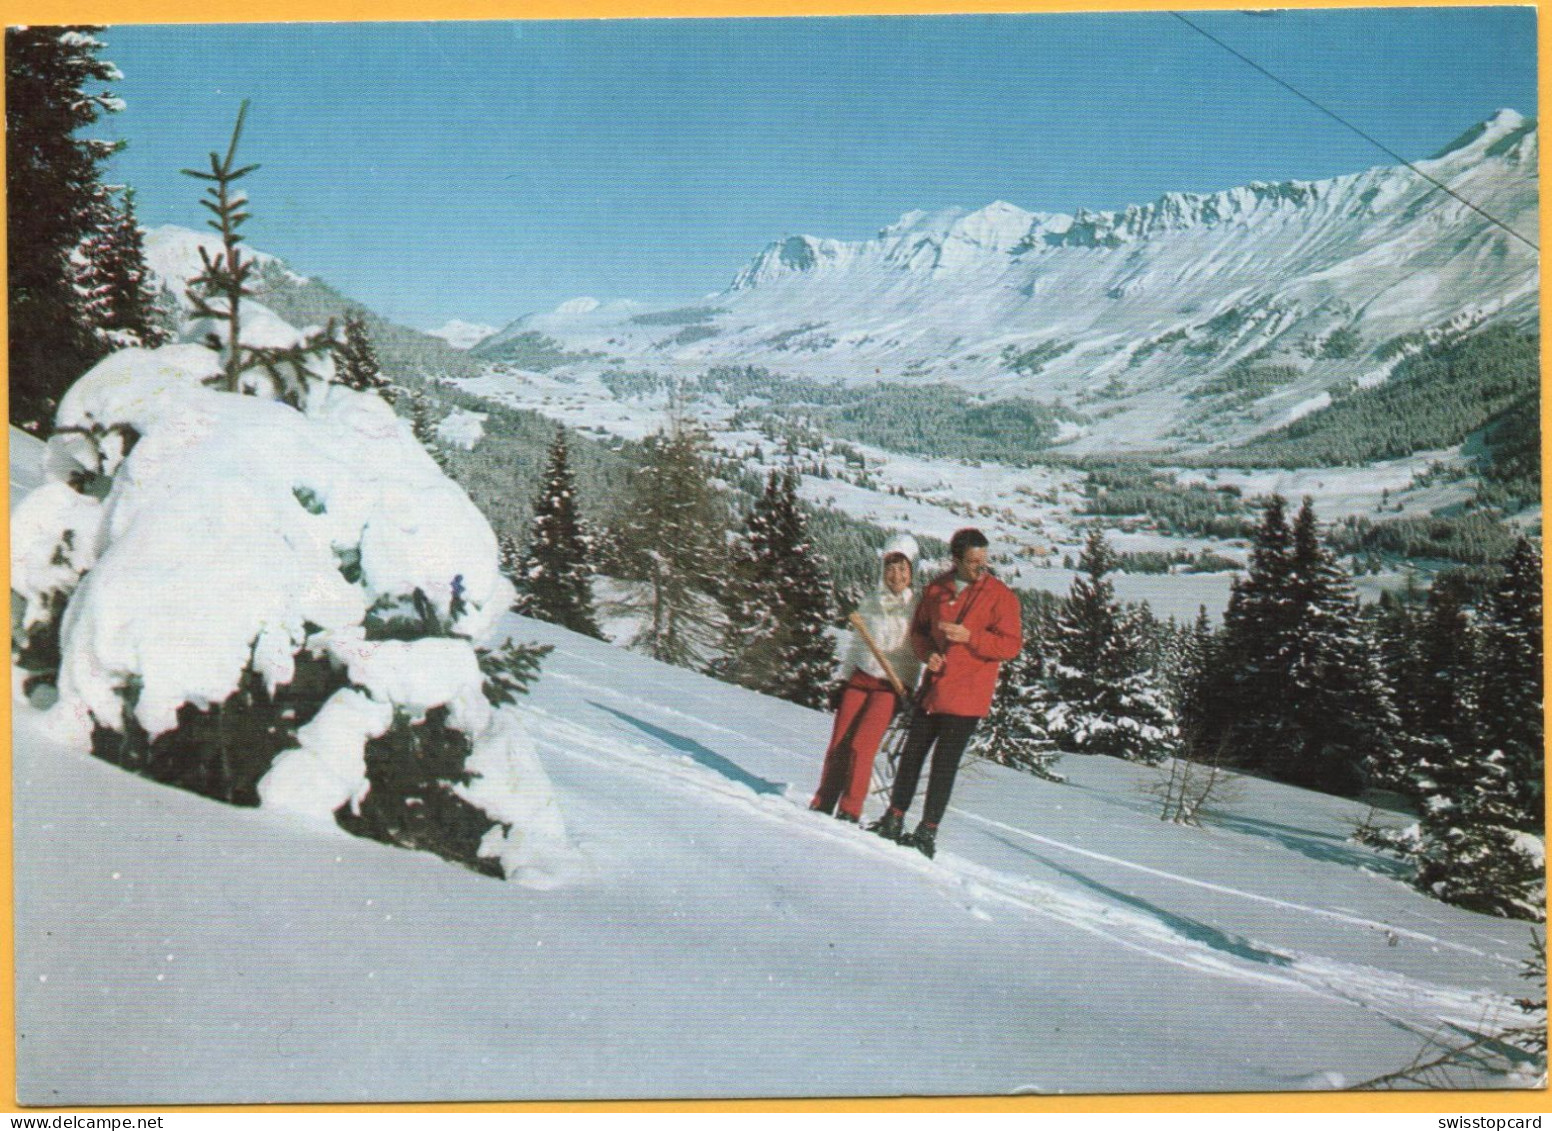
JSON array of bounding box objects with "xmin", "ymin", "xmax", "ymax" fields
[
  {"xmin": 448, "ymin": 363, "xmax": 1489, "ymax": 622},
  {"xmin": 11, "ymin": 424, "xmax": 1540, "ymax": 1106}
]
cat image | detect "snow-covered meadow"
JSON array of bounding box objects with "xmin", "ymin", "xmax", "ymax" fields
[{"xmin": 11, "ymin": 420, "xmax": 1541, "ymax": 1103}]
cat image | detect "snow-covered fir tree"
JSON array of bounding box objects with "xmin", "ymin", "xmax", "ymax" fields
[
  {"xmin": 1355, "ymin": 545, "xmax": 1542, "ymax": 919},
  {"xmin": 6, "ymin": 25, "xmax": 124, "ymax": 434},
  {"xmin": 1047, "ymin": 530, "xmax": 1176, "ymax": 762},
  {"xmin": 1279, "ymin": 498, "xmax": 1399, "ymax": 793},
  {"xmin": 1405, "ymin": 581, "xmax": 1479, "ymax": 793},
  {"xmin": 512, "ymin": 427, "xmax": 603, "ymax": 640},
  {"xmin": 334, "ymin": 310, "xmax": 393, "ymax": 401},
  {"xmin": 497, "ymin": 531, "xmax": 524, "ymax": 585},
  {"xmin": 1476, "ymin": 538, "xmax": 1543, "ymax": 833},
  {"xmin": 1401, "ymin": 577, "xmax": 1535, "ymax": 917},
  {"xmin": 616, "ymin": 413, "xmax": 729, "ymax": 668},
  {"xmin": 714, "ymin": 468, "xmax": 836, "ymax": 708},
  {"xmin": 1211, "ymin": 494, "xmax": 1299, "ymax": 768},
  {"xmin": 2, "ymin": 104, "xmax": 577, "ymax": 881},
  {"xmin": 1172, "ymin": 606, "xmax": 1222, "ymax": 762},
  {"xmin": 12, "ymin": 335, "xmax": 571, "ymax": 881},
  {"xmin": 969, "ymin": 602, "xmax": 1063, "ymax": 781},
  {"xmin": 1150, "ymin": 608, "xmax": 1251, "ymax": 825},
  {"xmin": 408, "ymin": 389, "xmax": 451, "ymax": 471},
  {"xmin": 1365, "ymin": 578, "xmax": 1429, "ymax": 794},
  {"xmin": 1413, "ymin": 746, "xmax": 1544, "ymax": 921},
  {"xmin": 76, "ymin": 188, "xmax": 170, "ymax": 354},
  {"xmin": 1205, "ymin": 496, "xmax": 1395, "ymax": 793}
]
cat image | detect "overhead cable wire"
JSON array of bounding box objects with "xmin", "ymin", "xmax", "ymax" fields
[{"xmin": 1170, "ymin": 10, "xmax": 1538, "ymax": 252}]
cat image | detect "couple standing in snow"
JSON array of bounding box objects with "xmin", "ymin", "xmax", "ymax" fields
[{"xmin": 810, "ymin": 527, "xmax": 1023, "ymax": 858}]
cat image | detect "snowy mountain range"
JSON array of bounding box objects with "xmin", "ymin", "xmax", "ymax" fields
[{"xmin": 474, "ymin": 110, "xmax": 1538, "ymax": 454}]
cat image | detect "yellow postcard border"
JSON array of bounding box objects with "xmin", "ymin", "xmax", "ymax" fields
[{"xmin": 0, "ymin": 0, "xmax": 1546, "ymax": 1114}]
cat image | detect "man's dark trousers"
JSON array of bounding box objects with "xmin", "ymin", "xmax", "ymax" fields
[{"xmin": 888, "ymin": 712, "xmax": 979, "ymax": 827}]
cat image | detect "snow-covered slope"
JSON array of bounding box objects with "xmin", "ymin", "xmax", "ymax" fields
[
  {"xmin": 12, "ymin": 423, "xmax": 1538, "ymax": 1104},
  {"xmin": 476, "ymin": 110, "xmax": 1538, "ymax": 453}
]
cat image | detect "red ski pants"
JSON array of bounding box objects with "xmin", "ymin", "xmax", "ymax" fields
[{"xmin": 811, "ymin": 671, "xmax": 900, "ymax": 819}]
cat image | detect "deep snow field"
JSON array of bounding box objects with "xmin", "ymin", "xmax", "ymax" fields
[{"xmin": 9, "ymin": 428, "xmax": 1541, "ymax": 1106}]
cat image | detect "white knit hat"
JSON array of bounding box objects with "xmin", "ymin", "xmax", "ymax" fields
[{"xmin": 881, "ymin": 533, "xmax": 920, "ymax": 563}]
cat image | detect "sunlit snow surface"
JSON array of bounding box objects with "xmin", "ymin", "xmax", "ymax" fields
[{"xmin": 11, "ymin": 428, "xmax": 1538, "ymax": 1104}]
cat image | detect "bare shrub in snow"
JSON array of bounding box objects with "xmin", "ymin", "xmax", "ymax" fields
[{"xmin": 1149, "ymin": 743, "xmax": 1243, "ymax": 826}]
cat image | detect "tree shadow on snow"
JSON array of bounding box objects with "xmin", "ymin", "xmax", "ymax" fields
[
  {"xmin": 1210, "ymin": 814, "xmax": 1413, "ymax": 879},
  {"xmin": 588, "ymin": 702, "xmax": 785, "ymax": 796},
  {"xmin": 983, "ymin": 832, "xmax": 1294, "ymax": 969}
]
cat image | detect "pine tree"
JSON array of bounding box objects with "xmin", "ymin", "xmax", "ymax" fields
[
  {"xmin": 1174, "ymin": 606, "xmax": 1220, "ymax": 761},
  {"xmin": 1279, "ymin": 498, "xmax": 1398, "ymax": 793},
  {"xmin": 1211, "ymin": 494, "xmax": 1298, "ymax": 767},
  {"xmin": 408, "ymin": 389, "xmax": 450, "ymax": 470},
  {"xmin": 334, "ymin": 310, "xmax": 392, "ymax": 401},
  {"xmin": 77, "ymin": 188, "xmax": 169, "ymax": 353},
  {"xmin": 970, "ymin": 606, "xmax": 1063, "ymax": 781},
  {"xmin": 1047, "ymin": 530, "xmax": 1176, "ymax": 762},
  {"xmin": 513, "ymin": 427, "xmax": 603, "ymax": 639},
  {"xmin": 182, "ymin": 101, "xmax": 332, "ymax": 404},
  {"xmin": 181, "ymin": 101, "xmax": 261, "ymax": 392},
  {"xmin": 617, "ymin": 413, "xmax": 729, "ymax": 668},
  {"xmin": 1360, "ymin": 559, "xmax": 1542, "ymax": 920},
  {"xmin": 6, "ymin": 26, "xmax": 124, "ymax": 434},
  {"xmin": 715, "ymin": 468, "xmax": 836, "ymax": 708},
  {"xmin": 1416, "ymin": 581, "xmax": 1479, "ymax": 768},
  {"xmin": 1368, "ymin": 577, "xmax": 1429, "ymax": 782},
  {"xmin": 1153, "ymin": 608, "xmax": 1255, "ymax": 824},
  {"xmin": 1410, "ymin": 542, "xmax": 1543, "ymax": 919},
  {"xmin": 1413, "ymin": 754, "xmax": 1544, "ymax": 920},
  {"xmin": 497, "ymin": 532, "xmax": 524, "ymax": 585},
  {"xmin": 1476, "ymin": 539, "xmax": 1544, "ymax": 833}
]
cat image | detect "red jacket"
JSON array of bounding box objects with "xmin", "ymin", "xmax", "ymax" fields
[{"xmin": 910, "ymin": 569, "xmax": 1023, "ymax": 718}]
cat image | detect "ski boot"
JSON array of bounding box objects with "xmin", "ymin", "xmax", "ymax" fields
[
  {"xmin": 835, "ymin": 811, "xmax": 860, "ymax": 825},
  {"xmin": 868, "ymin": 809, "xmax": 904, "ymax": 842},
  {"xmin": 901, "ymin": 822, "xmax": 937, "ymax": 859}
]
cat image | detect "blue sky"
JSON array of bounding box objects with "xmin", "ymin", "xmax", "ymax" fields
[{"xmin": 99, "ymin": 8, "xmax": 1537, "ymax": 331}]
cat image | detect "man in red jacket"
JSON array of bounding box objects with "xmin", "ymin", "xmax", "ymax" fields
[{"xmin": 869, "ymin": 527, "xmax": 1022, "ymax": 858}]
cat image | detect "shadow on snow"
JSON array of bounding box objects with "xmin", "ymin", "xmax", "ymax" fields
[
  {"xmin": 984, "ymin": 831, "xmax": 1295, "ymax": 969},
  {"xmin": 1212, "ymin": 814, "xmax": 1414, "ymax": 879},
  {"xmin": 588, "ymin": 701, "xmax": 786, "ymax": 796}
]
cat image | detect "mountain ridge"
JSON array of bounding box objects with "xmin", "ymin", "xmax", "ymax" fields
[{"xmin": 472, "ymin": 110, "xmax": 1537, "ymax": 456}]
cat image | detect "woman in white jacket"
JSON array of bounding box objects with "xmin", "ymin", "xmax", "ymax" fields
[{"xmin": 809, "ymin": 533, "xmax": 922, "ymax": 822}]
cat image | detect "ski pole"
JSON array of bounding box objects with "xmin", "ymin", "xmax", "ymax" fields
[{"xmin": 845, "ymin": 612, "xmax": 909, "ymax": 699}]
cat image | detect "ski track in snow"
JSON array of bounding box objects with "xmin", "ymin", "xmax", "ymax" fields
[
  {"xmin": 950, "ymin": 809, "xmax": 1495, "ymax": 959},
  {"xmin": 520, "ymin": 680, "xmax": 1518, "ymax": 1044}
]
